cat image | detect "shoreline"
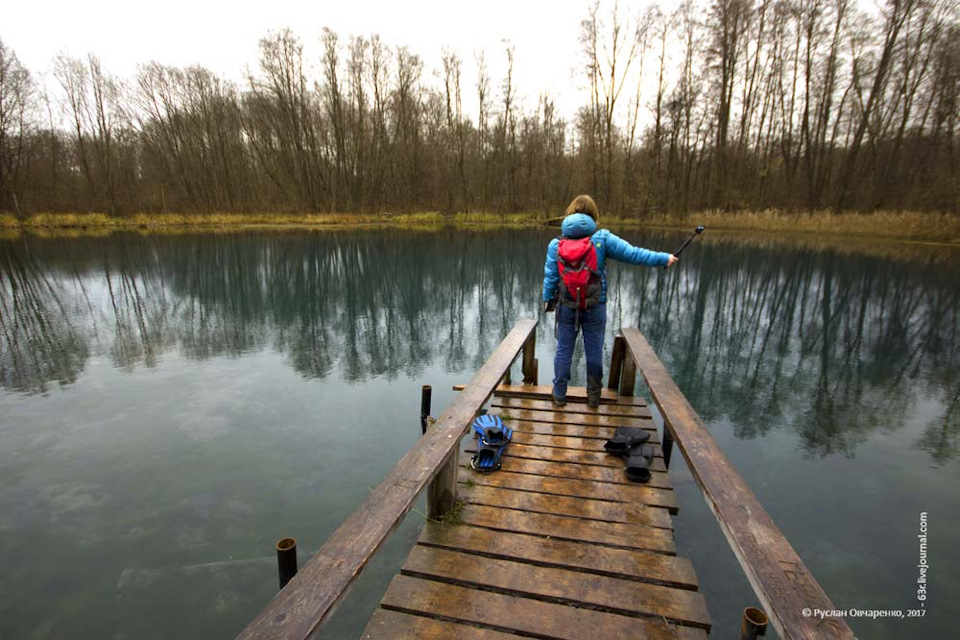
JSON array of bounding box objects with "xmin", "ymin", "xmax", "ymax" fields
[{"xmin": 1, "ymin": 210, "xmax": 959, "ymax": 246}]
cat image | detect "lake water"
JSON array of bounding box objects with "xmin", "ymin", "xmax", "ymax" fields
[{"xmin": 0, "ymin": 229, "xmax": 957, "ymax": 639}]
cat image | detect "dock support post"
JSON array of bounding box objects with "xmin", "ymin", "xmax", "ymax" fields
[
  {"xmin": 276, "ymin": 537, "xmax": 298, "ymax": 590},
  {"xmin": 662, "ymin": 427, "xmax": 675, "ymax": 469},
  {"xmin": 739, "ymin": 607, "xmax": 769, "ymax": 639},
  {"xmin": 522, "ymin": 334, "xmax": 537, "ymax": 384},
  {"xmin": 420, "ymin": 385, "xmax": 432, "ymax": 435},
  {"xmin": 608, "ymin": 335, "xmax": 625, "ymax": 390},
  {"xmin": 427, "ymin": 427, "xmax": 459, "ymax": 521},
  {"xmin": 619, "ymin": 354, "xmax": 637, "ymax": 396}
]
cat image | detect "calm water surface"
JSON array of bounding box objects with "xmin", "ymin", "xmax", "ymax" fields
[{"xmin": 0, "ymin": 230, "xmax": 957, "ymax": 639}]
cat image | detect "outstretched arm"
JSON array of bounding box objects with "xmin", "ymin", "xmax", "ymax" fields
[
  {"xmin": 604, "ymin": 231, "xmax": 673, "ymax": 267},
  {"xmin": 542, "ymin": 239, "xmax": 560, "ymax": 302}
]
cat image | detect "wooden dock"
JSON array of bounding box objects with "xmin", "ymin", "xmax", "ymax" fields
[
  {"xmin": 361, "ymin": 384, "xmax": 709, "ymax": 639},
  {"xmin": 237, "ymin": 318, "xmax": 855, "ymax": 640}
]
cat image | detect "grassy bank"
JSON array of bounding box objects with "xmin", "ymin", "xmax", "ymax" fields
[
  {"xmin": 1, "ymin": 209, "xmax": 958, "ymax": 244},
  {"xmin": 604, "ymin": 210, "xmax": 960, "ymax": 245}
]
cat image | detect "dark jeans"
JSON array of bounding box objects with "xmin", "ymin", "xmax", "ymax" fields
[{"xmin": 553, "ymin": 303, "xmax": 606, "ymax": 398}]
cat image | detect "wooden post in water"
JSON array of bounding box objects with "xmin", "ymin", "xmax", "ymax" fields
[
  {"xmin": 521, "ymin": 333, "xmax": 537, "ymax": 384},
  {"xmin": 277, "ymin": 537, "xmax": 298, "ymax": 590},
  {"xmin": 420, "ymin": 385, "xmax": 432, "ymax": 435},
  {"xmin": 426, "ymin": 424, "xmax": 459, "ymax": 521},
  {"xmin": 608, "ymin": 335, "xmax": 626, "ymax": 390},
  {"xmin": 740, "ymin": 607, "xmax": 769, "ymax": 639},
  {"xmin": 619, "ymin": 353, "xmax": 637, "ymax": 396}
]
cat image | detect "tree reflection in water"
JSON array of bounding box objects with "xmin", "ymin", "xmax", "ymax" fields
[{"xmin": 0, "ymin": 230, "xmax": 957, "ymax": 462}]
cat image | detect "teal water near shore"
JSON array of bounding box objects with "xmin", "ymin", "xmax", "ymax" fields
[{"xmin": 0, "ymin": 230, "xmax": 957, "ymax": 639}]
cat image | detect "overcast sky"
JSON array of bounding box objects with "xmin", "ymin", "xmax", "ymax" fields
[{"xmin": 4, "ymin": 0, "xmax": 629, "ymax": 122}]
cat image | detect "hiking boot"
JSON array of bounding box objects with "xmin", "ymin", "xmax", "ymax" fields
[
  {"xmin": 587, "ymin": 377, "xmax": 602, "ymax": 409},
  {"xmin": 552, "ymin": 392, "xmax": 567, "ymax": 407}
]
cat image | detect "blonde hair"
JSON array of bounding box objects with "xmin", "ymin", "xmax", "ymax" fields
[{"xmin": 564, "ymin": 194, "xmax": 599, "ymax": 220}]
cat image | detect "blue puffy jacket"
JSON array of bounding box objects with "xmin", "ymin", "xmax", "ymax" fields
[{"xmin": 542, "ymin": 213, "xmax": 671, "ymax": 303}]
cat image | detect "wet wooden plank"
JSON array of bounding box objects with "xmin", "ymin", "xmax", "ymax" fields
[
  {"xmin": 492, "ymin": 430, "xmax": 664, "ymax": 458},
  {"xmin": 453, "ymin": 503, "xmax": 675, "ymax": 553},
  {"xmin": 453, "ymin": 502, "xmax": 676, "ymax": 553},
  {"xmin": 454, "ymin": 383, "xmax": 631, "ymax": 404},
  {"xmin": 490, "ymin": 417, "xmax": 660, "ymax": 443},
  {"xmin": 361, "ymin": 608, "xmax": 517, "ymax": 639},
  {"xmin": 623, "ymin": 328, "xmax": 854, "ymax": 640},
  {"xmin": 237, "ymin": 319, "xmax": 538, "ymax": 640},
  {"xmin": 494, "ymin": 396, "xmax": 652, "ymax": 418},
  {"xmin": 419, "ymin": 523, "xmax": 697, "ymax": 589},
  {"xmin": 457, "ymin": 468, "xmax": 679, "ymax": 514},
  {"xmin": 463, "ymin": 441, "xmax": 667, "ymax": 471},
  {"xmin": 379, "ymin": 575, "xmax": 707, "ymax": 640},
  {"xmin": 490, "ymin": 405, "xmax": 655, "ymax": 429},
  {"xmin": 496, "ymin": 418, "xmax": 619, "ymax": 440},
  {"xmin": 457, "ymin": 481, "xmax": 673, "ymax": 528},
  {"xmin": 461, "ymin": 448, "xmax": 672, "ymax": 489},
  {"xmin": 401, "ymin": 546, "xmax": 711, "ymax": 630}
]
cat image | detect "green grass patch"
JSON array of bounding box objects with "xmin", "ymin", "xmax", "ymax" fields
[
  {"xmin": 606, "ymin": 209, "xmax": 960, "ymax": 244},
  {"xmin": 435, "ymin": 499, "xmax": 465, "ymax": 526}
]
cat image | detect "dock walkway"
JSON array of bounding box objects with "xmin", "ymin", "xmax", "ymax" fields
[
  {"xmin": 237, "ymin": 319, "xmax": 854, "ymax": 640},
  {"xmin": 361, "ymin": 384, "xmax": 710, "ymax": 640}
]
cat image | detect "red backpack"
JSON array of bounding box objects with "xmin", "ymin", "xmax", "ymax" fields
[{"xmin": 557, "ymin": 236, "xmax": 602, "ymax": 309}]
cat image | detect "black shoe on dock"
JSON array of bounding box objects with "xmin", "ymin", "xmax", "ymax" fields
[{"xmin": 552, "ymin": 393, "xmax": 566, "ymax": 407}]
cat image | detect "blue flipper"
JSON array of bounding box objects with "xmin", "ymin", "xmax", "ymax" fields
[
  {"xmin": 472, "ymin": 414, "xmax": 512, "ymax": 447},
  {"xmin": 470, "ymin": 414, "xmax": 511, "ymax": 472},
  {"xmin": 470, "ymin": 441, "xmax": 508, "ymax": 473}
]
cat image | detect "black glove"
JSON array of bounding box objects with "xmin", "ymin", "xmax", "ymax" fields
[{"xmin": 544, "ymin": 299, "xmax": 557, "ymax": 313}]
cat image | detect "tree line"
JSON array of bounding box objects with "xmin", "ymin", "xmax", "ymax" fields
[{"xmin": 1, "ymin": 0, "xmax": 958, "ymax": 217}]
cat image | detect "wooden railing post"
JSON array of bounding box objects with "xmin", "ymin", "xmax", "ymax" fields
[
  {"xmin": 521, "ymin": 333, "xmax": 537, "ymax": 384},
  {"xmin": 608, "ymin": 335, "xmax": 626, "ymax": 390},
  {"xmin": 427, "ymin": 434, "xmax": 459, "ymax": 520},
  {"xmin": 619, "ymin": 352, "xmax": 637, "ymax": 396},
  {"xmin": 662, "ymin": 428, "xmax": 675, "ymax": 468}
]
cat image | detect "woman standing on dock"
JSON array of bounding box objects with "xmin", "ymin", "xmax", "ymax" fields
[{"xmin": 543, "ymin": 195, "xmax": 677, "ymax": 408}]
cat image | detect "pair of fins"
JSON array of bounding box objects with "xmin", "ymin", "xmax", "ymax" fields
[
  {"xmin": 604, "ymin": 426, "xmax": 654, "ymax": 483},
  {"xmin": 470, "ymin": 414, "xmax": 512, "ymax": 473}
]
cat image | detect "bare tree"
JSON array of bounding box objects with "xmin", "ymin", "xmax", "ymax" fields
[
  {"xmin": 0, "ymin": 39, "xmax": 34, "ymax": 214},
  {"xmin": 246, "ymin": 29, "xmax": 325, "ymax": 211}
]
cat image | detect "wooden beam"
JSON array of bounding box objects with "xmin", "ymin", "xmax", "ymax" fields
[
  {"xmin": 522, "ymin": 332, "xmax": 537, "ymax": 384},
  {"xmin": 619, "ymin": 354, "xmax": 637, "ymax": 396},
  {"xmin": 427, "ymin": 435, "xmax": 459, "ymax": 520},
  {"xmin": 236, "ymin": 318, "xmax": 538, "ymax": 640},
  {"xmin": 620, "ymin": 328, "xmax": 855, "ymax": 640},
  {"xmin": 608, "ymin": 334, "xmax": 626, "ymax": 390}
]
